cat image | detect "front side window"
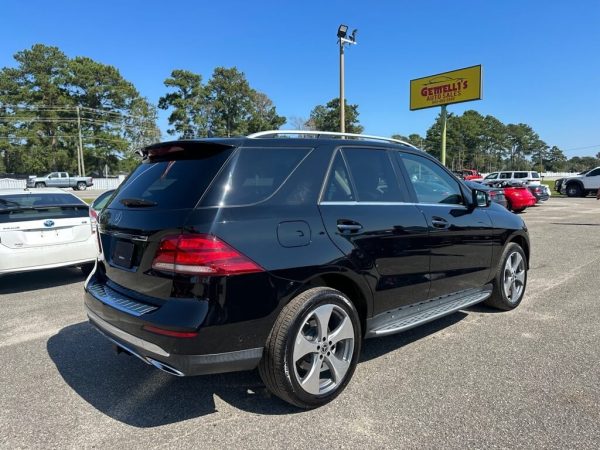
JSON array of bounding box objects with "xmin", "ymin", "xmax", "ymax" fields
[
  {"xmin": 499, "ymin": 172, "xmax": 512, "ymax": 179},
  {"xmin": 342, "ymin": 148, "xmax": 402, "ymax": 202},
  {"xmin": 398, "ymin": 153, "xmax": 464, "ymax": 205},
  {"xmin": 587, "ymin": 168, "xmax": 600, "ymax": 177}
]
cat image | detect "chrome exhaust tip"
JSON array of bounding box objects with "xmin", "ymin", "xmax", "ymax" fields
[{"xmin": 147, "ymin": 358, "xmax": 185, "ymax": 377}]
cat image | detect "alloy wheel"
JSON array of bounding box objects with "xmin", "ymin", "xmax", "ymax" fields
[
  {"xmin": 292, "ymin": 304, "xmax": 355, "ymax": 396},
  {"xmin": 503, "ymin": 251, "xmax": 525, "ymax": 303}
]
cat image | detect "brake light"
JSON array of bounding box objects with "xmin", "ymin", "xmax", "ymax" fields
[
  {"xmin": 152, "ymin": 234, "xmax": 264, "ymax": 276},
  {"xmin": 89, "ymin": 208, "xmax": 98, "ymax": 234}
]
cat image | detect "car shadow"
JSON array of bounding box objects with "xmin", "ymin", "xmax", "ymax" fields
[
  {"xmin": 47, "ymin": 322, "xmax": 299, "ymax": 427},
  {"xmin": 0, "ymin": 267, "xmax": 86, "ymax": 294},
  {"xmin": 48, "ymin": 312, "xmax": 473, "ymax": 426}
]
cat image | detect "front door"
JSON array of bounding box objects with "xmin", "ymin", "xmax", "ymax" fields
[{"xmin": 396, "ymin": 152, "xmax": 493, "ymax": 299}]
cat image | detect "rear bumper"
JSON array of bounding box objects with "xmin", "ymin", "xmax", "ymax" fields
[
  {"xmin": 86, "ymin": 306, "xmax": 263, "ymax": 376},
  {"xmin": 0, "ymin": 238, "xmax": 97, "ymax": 274}
]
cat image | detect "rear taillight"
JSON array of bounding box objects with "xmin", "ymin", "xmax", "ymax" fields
[
  {"xmin": 152, "ymin": 234, "xmax": 264, "ymax": 276},
  {"xmin": 89, "ymin": 209, "xmax": 98, "ymax": 234}
]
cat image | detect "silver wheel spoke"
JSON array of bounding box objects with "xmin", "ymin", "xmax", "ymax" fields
[
  {"xmin": 313, "ymin": 304, "xmax": 334, "ymax": 340},
  {"xmin": 515, "ymin": 270, "xmax": 525, "ymax": 286},
  {"xmin": 512, "ymin": 253, "xmax": 523, "ymax": 272},
  {"xmin": 503, "ymin": 272, "xmax": 512, "ymax": 296},
  {"xmin": 293, "ymin": 334, "xmax": 318, "ymax": 362},
  {"xmin": 325, "ymin": 353, "xmax": 350, "ymax": 383},
  {"xmin": 328, "ymin": 316, "xmax": 354, "ymax": 346},
  {"xmin": 300, "ymin": 356, "xmax": 322, "ymax": 395}
]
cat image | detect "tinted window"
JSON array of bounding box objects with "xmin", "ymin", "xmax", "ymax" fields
[
  {"xmin": 0, "ymin": 193, "xmax": 87, "ymax": 223},
  {"xmin": 499, "ymin": 172, "xmax": 511, "ymax": 179},
  {"xmin": 60, "ymin": 173, "xmax": 68, "ymax": 178},
  {"xmin": 322, "ymin": 152, "xmax": 355, "ymax": 202},
  {"xmin": 111, "ymin": 147, "xmax": 234, "ymax": 210},
  {"xmin": 202, "ymin": 147, "xmax": 310, "ymax": 207},
  {"xmin": 532, "ymin": 172, "xmax": 540, "ymax": 178},
  {"xmin": 398, "ymin": 153, "xmax": 464, "ymax": 205},
  {"xmin": 514, "ymin": 172, "xmax": 528, "ymax": 178},
  {"xmin": 342, "ymin": 148, "xmax": 401, "ymax": 202},
  {"xmin": 587, "ymin": 168, "xmax": 600, "ymax": 176},
  {"xmin": 484, "ymin": 172, "xmax": 498, "ymax": 180}
]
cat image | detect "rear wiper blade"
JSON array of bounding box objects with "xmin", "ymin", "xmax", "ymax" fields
[{"xmin": 120, "ymin": 198, "xmax": 158, "ymax": 208}]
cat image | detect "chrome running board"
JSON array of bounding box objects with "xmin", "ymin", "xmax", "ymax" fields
[{"xmin": 365, "ymin": 286, "xmax": 492, "ymax": 338}]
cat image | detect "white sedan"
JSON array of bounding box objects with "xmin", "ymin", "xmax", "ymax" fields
[{"xmin": 0, "ymin": 188, "xmax": 98, "ymax": 275}]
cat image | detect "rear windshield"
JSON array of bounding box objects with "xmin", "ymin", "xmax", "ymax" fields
[
  {"xmin": 109, "ymin": 147, "xmax": 234, "ymax": 210},
  {"xmin": 0, "ymin": 193, "xmax": 87, "ymax": 223},
  {"xmin": 201, "ymin": 147, "xmax": 311, "ymax": 206}
]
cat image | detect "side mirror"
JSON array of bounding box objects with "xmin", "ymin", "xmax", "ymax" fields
[{"xmin": 472, "ymin": 189, "xmax": 490, "ymax": 208}]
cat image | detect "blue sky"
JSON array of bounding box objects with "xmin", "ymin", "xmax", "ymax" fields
[{"xmin": 1, "ymin": 0, "xmax": 599, "ymax": 156}]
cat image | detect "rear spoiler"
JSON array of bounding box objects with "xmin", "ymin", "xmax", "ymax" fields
[{"xmin": 138, "ymin": 140, "xmax": 237, "ymax": 161}]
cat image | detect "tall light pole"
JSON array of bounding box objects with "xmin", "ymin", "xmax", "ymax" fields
[{"xmin": 337, "ymin": 25, "xmax": 357, "ymax": 133}]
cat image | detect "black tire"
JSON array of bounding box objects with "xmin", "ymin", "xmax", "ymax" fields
[
  {"xmin": 34, "ymin": 182, "xmax": 45, "ymax": 188},
  {"xmin": 484, "ymin": 242, "xmax": 527, "ymax": 311},
  {"xmin": 258, "ymin": 287, "xmax": 362, "ymax": 409},
  {"xmin": 513, "ymin": 208, "xmax": 525, "ymax": 213},
  {"xmin": 565, "ymin": 183, "xmax": 581, "ymax": 197},
  {"xmin": 80, "ymin": 263, "xmax": 95, "ymax": 277},
  {"xmin": 77, "ymin": 182, "xmax": 87, "ymax": 191}
]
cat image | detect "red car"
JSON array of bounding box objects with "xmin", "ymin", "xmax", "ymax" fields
[
  {"xmin": 503, "ymin": 185, "xmax": 537, "ymax": 212},
  {"xmin": 484, "ymin": 180, "xmax": 537, "ymax": 213},
  {"xmin": 454, "ymin": 169, "xmax": 483, "ymax": 181}
]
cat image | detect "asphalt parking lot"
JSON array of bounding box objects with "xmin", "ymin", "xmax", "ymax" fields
[{"xmin": 1, "ymin": 197, "xmax": 599, "ymax": 449}]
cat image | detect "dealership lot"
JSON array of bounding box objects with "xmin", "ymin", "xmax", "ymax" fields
[{"xmin": 1, "ymin": 197, "xmax": 599, "ymax": 448}]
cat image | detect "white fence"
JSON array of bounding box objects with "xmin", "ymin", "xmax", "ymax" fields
[{"xmin": 0, "ymin": 176, "xmax": 124, "ymax": 190}]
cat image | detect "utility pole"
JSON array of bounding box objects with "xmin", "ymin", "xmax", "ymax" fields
[{"xmin": 76, "ymin": 106, "xmax": 85, "ymax": 176}]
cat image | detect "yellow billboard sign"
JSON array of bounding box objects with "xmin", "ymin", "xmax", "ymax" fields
[{"xmin": 410, "ymin": 65, "xmax": 482, "ymax": 111}]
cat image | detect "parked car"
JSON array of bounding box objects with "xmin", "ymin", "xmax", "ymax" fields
[
  {"xmin": 90, "ymin": 189, "xmax": 115, "ymax": 221},
  {"xmin": 464, "ymin": 180, "xmax": 508, "ymax": 209},
  {"xmin": 554, "ymin": 169, "xmax": 590, "ymax": 194},
  {"xmin": 84, "ymin": 131, "xmax": 530, "ymax": 408},
  {"xmin": 0, "ymin": 188, "xmax": 97, "ymax": 275},
  {"xmin": 483, "ymin": 171, "xmax": 541, "ymax": 186},
  {"xmin": 528, "ymin": 184, "xmax": 550, "ymax": 202},
  {"xmin": 454, "ymin": 169, "xmax": 483, "ymax": 181},
  {"xmin": 486, "ymin": 180, "xmax": 537, "ymax": 212},
  {"xmin": 556, "ymin": 167, "xmax": 600, "ymax": 197},
  {"xmin": 26, "ymin": 172, "xmax": 94, "ymax": 190}
]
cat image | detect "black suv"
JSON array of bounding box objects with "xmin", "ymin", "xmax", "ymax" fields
[{"xmin": 85, "ymin": 131, "xmax": 529, "ymax": 408}]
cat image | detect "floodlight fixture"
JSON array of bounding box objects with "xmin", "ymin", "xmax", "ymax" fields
[{"xmin": 337, "ymin": 24, "xmax": 348, "ymax": 38}]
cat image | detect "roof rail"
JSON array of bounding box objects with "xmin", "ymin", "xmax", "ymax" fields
[{"xmin": 247, "ymin": 130, "xmax": 419, "ymax": 149}]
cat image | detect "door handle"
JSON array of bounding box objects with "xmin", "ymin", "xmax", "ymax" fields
[
  {"xmin": 337, "ymin": 220, "xmax": 363, "ymax": 232},
  {"xmin": 431, "ymin": 216, "xmax": 450, "ymax": 229}
]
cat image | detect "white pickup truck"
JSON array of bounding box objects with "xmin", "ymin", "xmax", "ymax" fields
[
  {"xmin": 556, "ymin": 167, "xmax": 600, "ymax": 197},
  {"xmin": 26, "ymin": 172, "xmax": 94, "ymax": 190}
]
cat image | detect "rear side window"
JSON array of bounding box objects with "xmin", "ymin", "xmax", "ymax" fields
[
  {"xmin": 514, "ymin": 172, "xmax": 528, "ymax": 179},
  {"xmin": 322, "ymin": 152, "xmax": 355, "ymax": 202},
  {"xmin": 499, "ymin": 172, "xmax": 512, "ymax": 179},
  {"xmin": 111, "ymin": 147, "xmax": 234, "ymax": 210},
  {"xmin": 342, "ymin": 148, "xmax": 402, "ymax": 202},
  {"xmin": 202, "ymin": 147, "xmax": 311, "ymax": 207},
  {"xmin": 532, "ymin": 172, "xmax": 540, "ymax": 178}
]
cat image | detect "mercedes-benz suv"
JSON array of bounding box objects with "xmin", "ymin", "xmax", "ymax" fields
[{"xmin": 84, "ymin": 131, "xmax": 530, "ymax": 408}]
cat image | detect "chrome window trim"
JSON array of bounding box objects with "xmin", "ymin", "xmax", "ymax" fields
[{"xmin": 319, "ymin": 201, "xmax": 467, "ymax": 208}]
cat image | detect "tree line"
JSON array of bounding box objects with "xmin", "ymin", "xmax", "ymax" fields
[{"xmin": 1, "ymin": 44, "xmax": 597, "ymax": 176}]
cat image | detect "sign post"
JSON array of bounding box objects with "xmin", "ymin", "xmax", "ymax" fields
[{"xmin": 410, "ymin": 65, "xmax": 482, "ymax": 166}]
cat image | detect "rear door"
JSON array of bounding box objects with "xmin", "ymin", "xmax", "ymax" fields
[
  {"xmin": 395, "ymin": 152, "xmax": 493, "ymax": 299},
  {"xmin": 318, "ymin": 147, "xmax": 431, "ymax": 315}
]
